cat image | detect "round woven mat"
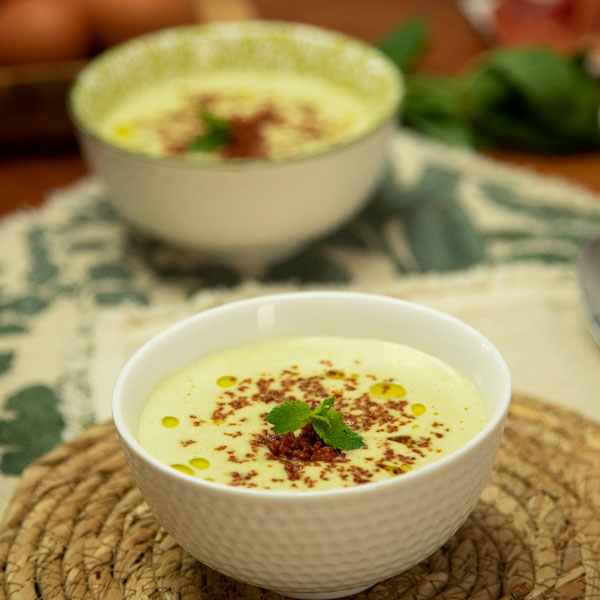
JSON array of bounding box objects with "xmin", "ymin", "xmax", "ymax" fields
[{"xmin": 1, "ymin": 393, "xmax": 599, "ymax": 600}]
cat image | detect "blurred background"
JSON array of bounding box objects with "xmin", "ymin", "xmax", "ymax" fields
[{"xmin": 1, "ymin": 0, "xmax": 600, "ymax": 216}]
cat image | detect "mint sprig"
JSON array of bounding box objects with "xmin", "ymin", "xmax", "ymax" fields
[
  {"xmin": 265, "ymin": 397, "xmax": 365, "ymax": 452},
  {"xmin": 264, "ymin": 401, "xmax": 312, "ymax": 434},
  {"xmin": 188, "ymin": 109, "xmax": 231, "ymax": 152}
]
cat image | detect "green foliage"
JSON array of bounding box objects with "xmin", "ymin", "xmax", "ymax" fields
[
  {"xmin": 403, "ymin": 73, "xmax": 476, "ymax": 146},
  {"xmin": 378, "ymin": 22, "xmax": 600, "ymax": 153},
  {"xmin": 375, "ymin": 17, "xmax": 428, "ymax": 72},
  {"xmin": 463, "ymin": 48, "xmax": 600, "ymax": 152}
]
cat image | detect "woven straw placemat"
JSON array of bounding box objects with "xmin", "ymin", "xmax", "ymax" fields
[{"xmin": 0, "ymin": 393, "xmax": 599, "ymax": 600}]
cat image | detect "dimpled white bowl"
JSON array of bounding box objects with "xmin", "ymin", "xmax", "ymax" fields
[
  {"xmin": 69, "ymin": 21, "xmax": 403, "ymax": 270},
  {"xmin": 112, "ymin": 292, "xmax": 511, "ymax": 599}
]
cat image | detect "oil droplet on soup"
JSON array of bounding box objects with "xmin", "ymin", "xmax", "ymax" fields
[
  {"xmin": 325, "ymin": 369, "xmax": 345, "ymax": 379},
  {"xmin": 383, "ymin": 464, "xmax": 412, "ymax": 476},
  {"xmin": 388, "ymin": 435, "xmax": 415, "ymax": 448},
  {"xmin": 411, "ymin": 403, "xmax": 426, "ymax": 416},
  {"xmin": 190, "ymin": 457, "xmax": 210, "ymax": 470},
  {"xmin": 162, "ymin": 416, "xmax": 179, "ymax": 428},
  {"xmin": 113, "ymin": 123, "xmax": 133, "ymax": 140},
  {"xmin": 171, "ymin": 464, "xmax": 194, "ymax": 475},
  {"xmin": 370, "ymin": 382, "xmax": 406, "ymax": 398},
  {"xmin": 217, "ymin": 375, "xmax": 238, "ymax": 388}
]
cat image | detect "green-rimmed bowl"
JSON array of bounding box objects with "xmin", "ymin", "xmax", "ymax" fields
[{"xmin": 69, "ymin": 21, "xmax": 403, "ymax": 269}]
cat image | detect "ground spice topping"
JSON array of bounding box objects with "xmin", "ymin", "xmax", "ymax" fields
[
  {"xmin": 151, "ymin": 94, "xmax": 332, "ymax": 159},
  {"xmin": 167, "ymin": 365, "xmax": 441, "ymax": 487},
  {"xmin": 267, "ymin": 423, "xmax": 338, "ymax": 464}
]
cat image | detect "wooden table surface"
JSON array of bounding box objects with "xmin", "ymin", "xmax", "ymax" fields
[{"xmin": 1, "ymin": 0, "xmax": 599, "ymax": 219}]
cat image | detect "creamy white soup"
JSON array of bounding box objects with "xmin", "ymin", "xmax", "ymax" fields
[
  {"xmin": 138, "ymin": 336, "xmax": 486, "ymax": 491},
  {"xmin": 98, "ymin": 70, "xmax": 374, "ymax": 161}
]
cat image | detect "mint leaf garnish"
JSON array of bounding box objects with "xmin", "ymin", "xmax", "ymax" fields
[
  {"xmin": 312, "ymin": 396, "xmax": 334, "ymax": 418},
  {"xmin": 188, "ymin": 109, "xmax": 231, "ymax": 152},
  {"xmin": 311, "ymin": 408, "xmax": 366, "ymax": 451},
  {"xmin": 264, "ymin": 397, "xmax": 365, "ymax": 451},
  {"xmin": 264, "ymin": 400, "xmax": 311, "ymax": 434}
]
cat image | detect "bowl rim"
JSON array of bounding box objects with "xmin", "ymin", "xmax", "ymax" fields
[
  {"xmin": 112, "ymin": 290, "xmax": 512, "ymax": 500},
  {"xmin": 68, "ymin": 19, "xmax": 404, "ymax": 170}
]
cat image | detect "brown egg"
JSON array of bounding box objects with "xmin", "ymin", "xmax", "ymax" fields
[
  {"xmin": 0, "ymin": 0, "xmax": 91, "ymax": 64},
  {"xmin": 85, "ymin": 0, "xmax": 196, "ymax": 48}
]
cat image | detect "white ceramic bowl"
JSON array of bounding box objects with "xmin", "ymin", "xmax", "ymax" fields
[
  {"xmin": 69, "ymin": 21, "xmax": 403, "ymax": 269},
  {"xmin": 112, "ymin": 291, "xmax": 511, "ymax": 599}
]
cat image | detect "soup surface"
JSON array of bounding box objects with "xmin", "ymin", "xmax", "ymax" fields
[
  {"xmin": 138, "ymin": 336, "xmax": 487, "ymax": 491},
  {"xmin": 97, "ymin": 70, "xmax": 373, "ymax": 160}
]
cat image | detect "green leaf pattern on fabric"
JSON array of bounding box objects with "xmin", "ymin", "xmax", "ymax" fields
[
  {"xmin": 376, "ymin": 164, "xmax": 484, "ymax": 271},
  {"xmin": 27, "ymin": 228, "xmax": 58, "ymax": 285},
  {"xmin": 0, "ymin": 352, "xmax": 14, "ymax": 376},
  {"xmin": 0, "ymin": 324, "xmax": 27, "ymax": 336},
  {"xmin": 88, "ymin": 263, "xmax": 133, "ymax": 280},
  {"xmin": 405, "ymin": 192, "xmax": 485, "ymax": 271},
  {"xmin": 480, "ymin": 181, "xmax": 600, "ymax": 223},
  {"xmin": 266, "ymin": 247, "xmax": 352, "ymax": 284},
  {"xmin": 0, "ymin": 385, "xmax": 64, "ymax": 474},
  {"xmin": 2, "ymin": 296, "xmax": 48, "ymax": 315}
]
